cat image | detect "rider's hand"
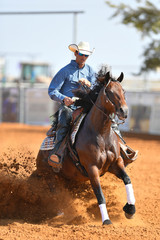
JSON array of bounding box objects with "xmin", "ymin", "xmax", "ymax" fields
[
  {"xmin": 79, "ymin": 78, "xmax": 91, "ymax": 87},
  {"xmin": 63, "ymin": 97, "xmax": 74, "ymax": 106}
]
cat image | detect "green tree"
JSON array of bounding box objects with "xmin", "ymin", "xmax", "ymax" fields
[{"xmin": 106, "ymin": 0, "xmax": 160, "ymax": 74}]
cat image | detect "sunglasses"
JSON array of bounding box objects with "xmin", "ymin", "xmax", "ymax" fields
[{"xmin": 77, "ymin": 52, "xmax": 89, "ymax": 57}]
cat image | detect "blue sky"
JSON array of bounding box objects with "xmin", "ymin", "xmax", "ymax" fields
[{"xmin": 0, "ymin": 0, "xmax": 159, "ymax": 80}]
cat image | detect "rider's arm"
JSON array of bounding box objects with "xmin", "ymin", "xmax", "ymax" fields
[
  {"xmin": 48, "ymin": 69, "xmax": 66, "ymax": 103},
  {"xmin": 79, "ymin": 66, "xmax": 96, "ymax": 89}
]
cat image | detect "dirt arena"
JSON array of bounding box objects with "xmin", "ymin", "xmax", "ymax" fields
[{"xmin": 0, "ymin": 123, "xmax": 159, "ymax": 240}]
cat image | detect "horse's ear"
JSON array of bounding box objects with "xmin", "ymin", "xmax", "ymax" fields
[
  {"xmin": 105, "ymin": 71, "xmax": 111, "ymax": 85},
  {"xmin": 117, "ymin": 72, "xmax": 124, "ymax": 82}
]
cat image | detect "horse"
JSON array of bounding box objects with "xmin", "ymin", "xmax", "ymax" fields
[{"xmin": 36, "ymin": 69, "xmax": 136, "ymax": 225}]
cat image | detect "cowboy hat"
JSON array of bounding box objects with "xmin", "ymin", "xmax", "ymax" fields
[{"xmin": 68, "ymin": 41, "xmax": 95, "ymax": 56}]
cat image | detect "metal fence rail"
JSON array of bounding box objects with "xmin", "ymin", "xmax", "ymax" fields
[{"xmin": 0, "ymin": 82, "xmax": 59, "ymax": 125}]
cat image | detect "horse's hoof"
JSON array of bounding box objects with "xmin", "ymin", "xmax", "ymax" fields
[
  {"xmin": 123, "ymin": 203, "xmax": 136, "ymax": 219},
  {"xmin": 125, "ymin": 212, "xmax": 135, "ymax": 219},
  {"xmin": 103, "ymin": 219, "xmax": 112, "ymax": 225}
]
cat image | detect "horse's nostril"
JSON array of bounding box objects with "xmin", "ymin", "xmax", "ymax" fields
[
  {"xmin": 120, "ymin": 108, "xmax": 124, "ymax": 113},
  {"xmin": 120, "ymin": 107, "xmax": 128, "ymax": 118}
]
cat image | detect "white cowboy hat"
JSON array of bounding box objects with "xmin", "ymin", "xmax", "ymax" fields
[{"xmin": 68, "ymin": 41, "xmax": 95, "ymax": 56}]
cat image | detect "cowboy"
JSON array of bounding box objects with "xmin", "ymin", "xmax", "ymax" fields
[{"xmin": 48, "ymin": 41, "xmax": 96, "ymax": 168}]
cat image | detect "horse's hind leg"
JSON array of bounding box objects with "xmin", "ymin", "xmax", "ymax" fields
[
  {"xmin": 111, "ymin": 158, "xmax": 136, "ymax": 219},
  {"xmin": 88, "ymin": 165, "xmax": 112, "ymax": 225}
]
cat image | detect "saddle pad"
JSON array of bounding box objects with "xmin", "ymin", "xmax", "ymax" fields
[
  {"xmin": 40, "ymin": 136, "xmax": 55, "ymax": 151},
  {"xmin": 71, "ymin": 113, "xmax": 86, "ymax": 145}
]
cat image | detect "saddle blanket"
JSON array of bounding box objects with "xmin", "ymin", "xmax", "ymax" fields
[
  {"xmin": 70, "ymin": 113, "xmax": 86, "ymax": 145},
  {"xmin": 40, "ymin": 136, "xmax": 55, "ymax": 151},
  {"xmin": 40, "ymin": 113, "xmax": 86, "ymax": 151}
]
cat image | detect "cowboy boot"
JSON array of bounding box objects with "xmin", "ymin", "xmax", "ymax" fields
[
  {"xmin": 119, "ymin": 142, "xmax": 138, "ymax": 166},
  {"xmin": 111, "ymin": 121, "xmax": 138, "ymax": 164}
]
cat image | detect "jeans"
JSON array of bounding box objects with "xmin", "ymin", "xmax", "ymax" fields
[{"xmin": 53, "ymin": 104, "xmax": 73, "ymax": 153}]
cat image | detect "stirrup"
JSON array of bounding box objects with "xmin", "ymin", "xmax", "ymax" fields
[
  {"xmin": 48, "ymin": 153, "xmax": 62, "ymax": 173},
  {"xmin": 120, "ymin": 143, "xmax": 138, "ymax": 166}
]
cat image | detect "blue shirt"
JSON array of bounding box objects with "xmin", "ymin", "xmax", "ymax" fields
[{"xmin": 48, "ymin": 60, "xmax": 96, "ymax": 103}]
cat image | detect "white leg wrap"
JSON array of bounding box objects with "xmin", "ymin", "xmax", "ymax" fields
[
  {"xmin": 99, "ymin": 204, "xmax": 110, "ymax": 222},
  {"xmin": 125, "ymin": 184, "xmax": 135, "ymax": 205}
]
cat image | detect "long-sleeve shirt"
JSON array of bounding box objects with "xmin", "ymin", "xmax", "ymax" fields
[{"xmin": 48, "ymin": 60, "xmax": 96, "ymax": 103}]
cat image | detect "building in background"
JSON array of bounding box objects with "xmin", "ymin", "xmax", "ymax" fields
[{"xmin": 20, "ymin": 62, "xmax": 52, "ymax": 84}]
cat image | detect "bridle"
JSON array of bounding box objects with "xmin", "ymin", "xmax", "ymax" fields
[{"xmin": 80, "ymin": 81, "xmax": 125, "ymax": 125}]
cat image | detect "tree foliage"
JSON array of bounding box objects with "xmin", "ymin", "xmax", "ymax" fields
[{"xmin": 106, "ymin": 0, "xmax": 160, "ymax": 74}]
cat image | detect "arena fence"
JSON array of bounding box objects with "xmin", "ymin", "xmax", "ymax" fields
[
  {"xmin": 0, "ymin": 82, "xmax": 59, "ymax": 126},
  {"xmin": 120, "ymin": 91, "xmax": 160, "ymax": 135},
  {"xmin": 0, "ymin": 83, "xmax": 160, "ymax": 135}
]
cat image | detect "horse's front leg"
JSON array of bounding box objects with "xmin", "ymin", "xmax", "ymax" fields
[
  {"xmin": 88, "ymin": 165, "xmax": 112, "ymax": 225},
  {"xmin": 113, "ymin": 158, "xmax": 136, "ymax": 219},
  {"xmin": 122, "ymin": 171, "xmax": 136, "ymax": 219}
]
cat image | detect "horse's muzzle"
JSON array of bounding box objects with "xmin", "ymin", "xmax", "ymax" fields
[{"xmin": 118, "ymin": 105, "xmax": 128, "ymax": 120}]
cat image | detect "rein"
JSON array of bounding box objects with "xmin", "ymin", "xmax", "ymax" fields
[{"xmin": 89, "ymin": 96, "xmax": 114, "ymax": 121}]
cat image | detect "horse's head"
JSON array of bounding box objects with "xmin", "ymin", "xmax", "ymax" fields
[
  {"xmin": 103, "ymin": 72, "xmax": 128, "ymax": 120},
  {"xmin": 73, "ymin": 66, "xmax": 128, "ymax": 120}
]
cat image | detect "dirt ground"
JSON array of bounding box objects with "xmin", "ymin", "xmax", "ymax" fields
[{"xmin": 0, "ymin": 123, "xmax": 159, "ymax": 240}]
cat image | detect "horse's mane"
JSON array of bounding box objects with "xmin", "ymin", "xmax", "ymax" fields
[{"xmin": 73, "ymin": 65, "xmax": 110, "ymax": 113}]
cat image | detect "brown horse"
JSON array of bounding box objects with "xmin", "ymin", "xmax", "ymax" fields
[{"xmin": 36, "ymin": 70, "xmax": 136, "ymax": 225}]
